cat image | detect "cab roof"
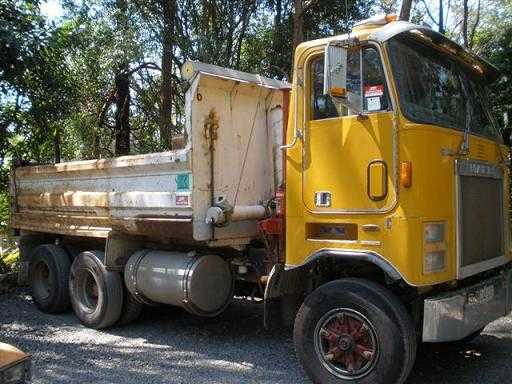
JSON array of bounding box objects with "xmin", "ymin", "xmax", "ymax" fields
[{"xmin": 295, "ymin": 20, "xmax": 500, "ymax": 83}]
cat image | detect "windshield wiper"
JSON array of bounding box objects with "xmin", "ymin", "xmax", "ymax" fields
[{"xmin": 458, "ymin": 81, "xmax": 471, "ymax": 156}]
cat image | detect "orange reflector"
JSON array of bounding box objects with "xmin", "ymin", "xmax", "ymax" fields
[{"xmin": 400, "ymin": 161, "xmax": 412, "ymax": 188}]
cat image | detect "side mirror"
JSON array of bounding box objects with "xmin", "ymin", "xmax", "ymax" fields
[
  {"xmin": 502, "ymin": 127, "xmax": 511, "ymax": 146},
  {"xmin": 323, "ymin": 43, "xmax": 348, "ymax": 98}
]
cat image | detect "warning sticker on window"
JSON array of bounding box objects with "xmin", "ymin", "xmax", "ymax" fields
[
  {"xmin": 364, "ymin": 85, "xmax": 384, "ymax": 97},
  {"xmin": 367, "ymin": 97, "xmax": 381, "ymax": 111}
]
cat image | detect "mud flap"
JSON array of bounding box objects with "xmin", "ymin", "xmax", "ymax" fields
[{"xmin": 264, "ymin": 264, "xmax": 307, "ymax": 329}]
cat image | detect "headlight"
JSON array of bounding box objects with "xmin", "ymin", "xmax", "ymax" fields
[
  {"xmin": 3, "ymin": 361, "xmax": 27, "ymax": 384},
  {"xmin": 424, "ymin": 251, "xmax": 446, "ymax": 273},
  {"xmin": 424, "ymin": 223, "xmax": 446, "ymax": 243},
  {"xmin": 423, "ymin": 222, "xmax": 447, "ymax": 274}
]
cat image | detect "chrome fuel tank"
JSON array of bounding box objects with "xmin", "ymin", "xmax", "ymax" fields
[{"xmin": 125, "ymin": 250, "xmax": 233, "ymax": 317}]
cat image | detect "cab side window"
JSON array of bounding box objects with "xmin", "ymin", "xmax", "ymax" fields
[
  {"xmin": 311, "ymin": 46, "xmax": 389, "ymax": 120},
  {"xmin": 362, "ymin": 48, "xmax": 389, "ymax": 112}
]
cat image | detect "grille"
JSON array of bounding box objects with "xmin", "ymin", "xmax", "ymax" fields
[{"xmin": 460, "ymin": 175, "xmax": 504, "ymax": 268}]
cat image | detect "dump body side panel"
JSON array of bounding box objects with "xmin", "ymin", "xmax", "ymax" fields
[{"xmin": 11, "ymin": 151, "xmax": 194, "ymax": 239}]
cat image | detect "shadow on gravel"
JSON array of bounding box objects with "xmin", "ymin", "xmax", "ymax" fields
[
  {"xmin": 407, "ymin": 335, "xmax": 512, "ymax": 384},
  {"xmin": 1, "ymin": 292, "xmax": 303, "ymax": 384},
  {"xmin": 2, "ymin": 290, "xmax": 512, "ymax": 384}
]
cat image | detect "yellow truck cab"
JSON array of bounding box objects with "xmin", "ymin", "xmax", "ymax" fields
[
  {"xmin": 269, "ymin": 15, "xmax": 511, "ymax": 383},
  {"xmin": 9, "ymin": 15, "xmax": 512, "ymax": 384}
]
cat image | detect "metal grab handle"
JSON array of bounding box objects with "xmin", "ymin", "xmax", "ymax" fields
[{"xmin": 280, "ymin": 129, "xmax": 303, "ymax": 151}]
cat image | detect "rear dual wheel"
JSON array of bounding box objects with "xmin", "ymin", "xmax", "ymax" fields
[
  {"xmin": 69, "ymin": 250, "xmax": 142, "ymax": 329},
  {"xmin": 294, "ymin": 278, "xmax": 417, "ymax": 384},
  {"xmin": 29, "ymin": 245, "xmax": 141, "ymax": 328},
  {"xmin": 29, "ymin": 245, "xmax": 71, "ymax": 313}
]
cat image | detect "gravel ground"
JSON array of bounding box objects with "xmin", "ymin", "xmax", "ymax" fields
[{"xmin": 1, "ymin": 289, "xmax": 512, "ymax": 384}]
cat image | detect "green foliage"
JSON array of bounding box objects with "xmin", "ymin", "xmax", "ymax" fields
[
  {"xmin": 0, "ymin": 248, "xmax": 19, "ymax": 274},
  {"xmin": 0, "ymin": 189, "xmax": 8, "ymax": 230},
  {"xmin": 472, "ymin": 2, "xmax": 512, "ymax": 127}
]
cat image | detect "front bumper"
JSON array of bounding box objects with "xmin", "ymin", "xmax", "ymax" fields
[{"xmin": 423, "ymin": 268, "xmax": 512, "ymax": 342}]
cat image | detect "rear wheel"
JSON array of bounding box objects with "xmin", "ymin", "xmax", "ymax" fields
[
  {"xmin": 69, "ymin": 251, "xmax": 123, "ymax": 329},
  {"xmin": 294, "ymin": 278, "xmax": 417, "ymax": 384},
  {"xmin": 117, "ymin": 287, "xmax": 143, "ymax": 326},
  {"xmin": 29, "ymin": 244, "xmax": 71, "ymax": 313}
]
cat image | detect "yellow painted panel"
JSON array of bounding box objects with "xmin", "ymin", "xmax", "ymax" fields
[
  {"xmin": 286, "ymin": 118, "xmax": 511, "ymax": 286},
  {"xmin": 303, "ymin": 112, "xmax": 396, "ymax": 212}
]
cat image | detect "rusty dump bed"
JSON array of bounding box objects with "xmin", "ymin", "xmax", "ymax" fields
[{"xmin": 10, "ymin": 62, "xmax": 291, "ymax": 247}]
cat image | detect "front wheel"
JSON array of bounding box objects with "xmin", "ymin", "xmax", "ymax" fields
[{"xmin": 294, "ymin": 278, "xmax": 417, "ymax": 384}]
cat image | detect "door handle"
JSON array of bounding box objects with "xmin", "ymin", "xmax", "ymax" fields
[{"xmin": 367, "ymin": 160, "xmax": 388, "ymax": 201}]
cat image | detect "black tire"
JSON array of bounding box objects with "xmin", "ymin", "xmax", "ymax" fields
[
  {"xmin": 29, "ymin": 244, "xmax": 71, "ymax": 313},
  {"xmin": 117, "ymin": 286, "xmax": 143, "ymax": 326},
  {"xmin": 294, "ymin": 278, "xmax": 417, "ymax": 384},
  {"xmin": 69, "ymin": 250, "xmax": 123, "ymax": 329},
  {"xmin": 62, "ymin": 243, "xmax": 81, "ymax": 262}
]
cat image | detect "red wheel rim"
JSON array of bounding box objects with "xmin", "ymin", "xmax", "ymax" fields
[{"xmin": 314, "ymin": 308, "xmax": 378, "ymax": 380}]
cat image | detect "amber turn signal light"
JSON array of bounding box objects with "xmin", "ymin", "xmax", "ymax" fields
[{"xmin": 400, "ymin": 161, "xmax": 412, "ymax": 188}]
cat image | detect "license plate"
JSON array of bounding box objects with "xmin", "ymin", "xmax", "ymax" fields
[{"xmin": 469, "ymin": 284, "xmax": 495, "ymax": 304}]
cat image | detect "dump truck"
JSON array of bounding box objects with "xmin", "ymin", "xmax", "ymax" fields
[{"xmin": 9, "ymin": 15, "xmax": 512, "ymax": 384}]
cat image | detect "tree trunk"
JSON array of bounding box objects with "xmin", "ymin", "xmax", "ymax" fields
[
  {"xmin": 93, "ymin": 131, "xmax": 100, "ymax": 159},
  {"xmin": 399, "ymin": 0, "xmax": 413, "ymax": 21},
  {"xmin": 462, "ymin": 0, "xmax": 469, "ymax": 47},
  {"xmin": 114, "ymin": 0, "xmax": 131, "ymax": 156},
  {"xmin": 0, "ymin": 120, "xmax": 6, "ymax": 165},
  {"xmin": 275, "ymin": 0, "xmax": 282, "ymax": 27},
  {"xmin": 468, "ymin": 0, "xmax": 481, "ymax": 49},
  {"xmin": 438, "ymin": 0, "xmax": 445, "ymax": 34},
  {"xmin": 53, "ymin": 126, "xmax": 61, "ymax": 164},
  {"xmin": 293, "ymin": 0, "xmax": 304, "ymax": 52},
  {"xmin": 159, "ymin": 0, "xmax": 175, "ymax": 150},
  {"xmin": 115, "ymin": 67, "xmax": 131, "ymax": 156}
]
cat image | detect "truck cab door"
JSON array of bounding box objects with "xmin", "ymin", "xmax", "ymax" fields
[{"xmin": 303, "ymin": 45, "xmax": 396, "ymax": 213}]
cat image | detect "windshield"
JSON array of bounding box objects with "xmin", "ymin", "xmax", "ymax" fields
[{"xmin": 387, "ymin": 34, "xmax": 500, "ymax": 141}]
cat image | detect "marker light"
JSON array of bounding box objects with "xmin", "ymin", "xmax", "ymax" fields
[
  {"xmin": 329, "ymin": 87, "xmax": 347, "ymax": 98},
  {"xmin": 385, "ymin": 14, "xmax": 398, "ymax": 23},
  {"xmin": 400, "ymin": 161, "xmax": 412, "ymax": 188},
  {"xmin": 353, "ymin": 14, "xmax": 398, "ymax": 28}
]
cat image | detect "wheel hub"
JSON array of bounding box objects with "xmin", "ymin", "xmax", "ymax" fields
[
  {"xmin": 314, "ymin": 308, "xmax": 378, "ymax": 380},
  {"xmin": 337, "ymin": 335, "xmax": 353, "ymax": 352},
  {"xmin": 76, "ymin": 269, "xmax": 100, "ymax": 312},
  {"xmin": 33, "ymin": 261, "xmax": 52, "ymax": 300}
]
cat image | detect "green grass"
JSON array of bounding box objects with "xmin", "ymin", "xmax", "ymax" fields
[{"xmin": 0, "ymin": 248, "xmax": 19, "ymax": 274}]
